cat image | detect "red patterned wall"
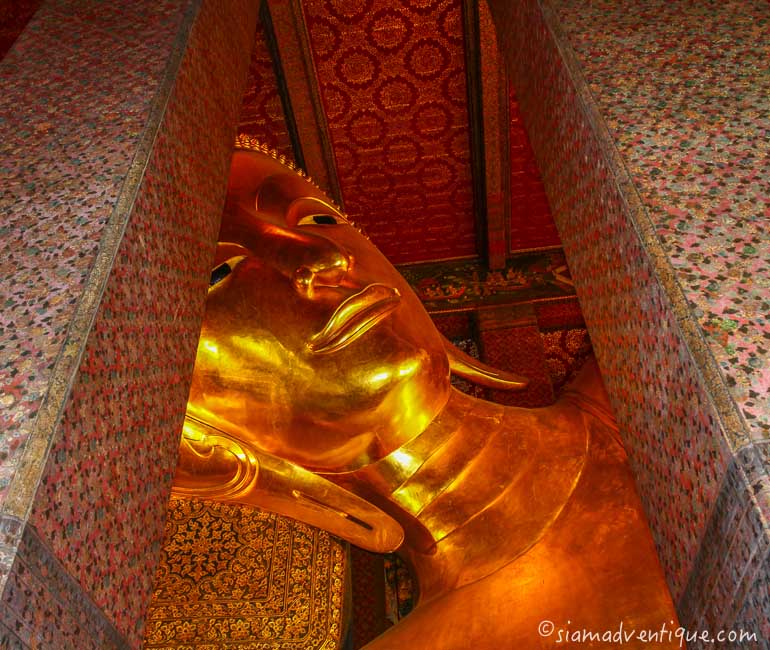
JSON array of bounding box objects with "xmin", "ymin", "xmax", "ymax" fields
[
  {"xmin": 0, "ymin": 0, "xmax": 42, "ymax": 60},
  {"xmin": 303, "ymin": 0, "xmax": 478, "ymax": 264},
  {"xmin": 508, "ymin": 81, "xmax": 561, "ymax": 251},
  {"xmin": 238, "ymin": 12, "xmax": 294, "ymax": 160}
]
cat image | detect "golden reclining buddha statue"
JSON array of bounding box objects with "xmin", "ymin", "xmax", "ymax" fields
[{"xmin": 172, "ymin": 144, "xmax": 681, "ymax": 649}]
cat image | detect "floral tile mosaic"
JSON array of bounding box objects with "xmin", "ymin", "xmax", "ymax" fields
[
  {"xmin": 547, "ymin": 0, "xmax": 770, "ymax": 445},
  {"xmin": 1, "ymin": 523, "xmax": 127, "ymax": 649},
  {"xmin": 26, "ymin": 1, "xmax": 257, "ymax": 645},
  {"xmin": 0, "ymin": 0, "xmax": 190, "ymax": 510},
  {"xmin": 735, "ymin": 554, "xmax": 770, "ymax": 650},
  {"xmin": 2, "ymin": 0, "xmax": 258, "ymax": 647},
  {"xmin": 485, "ymin": 0, "xmax": 770, "ymax": 632}
]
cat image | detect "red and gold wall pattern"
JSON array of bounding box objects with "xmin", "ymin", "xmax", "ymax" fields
[
  {"xmin": 238, "ymin": 13, "xmax": 294, "ymax": 160},
  {"xmin": 304, "ymin": 0, "xmax": 478, "ymax": 263},
  {"xmin": 508, "ymin": 82, "xmax": 560, "ymax": 252}
]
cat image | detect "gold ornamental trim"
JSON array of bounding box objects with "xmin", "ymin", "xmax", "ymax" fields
[{"xmin": 143, "ymin": 498, "xmax": 346, "ymax": 649}]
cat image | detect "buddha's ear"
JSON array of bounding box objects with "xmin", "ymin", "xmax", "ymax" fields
[{"xmin": 442, "ymin": 335, "xmax": 529, "ymax": 391}]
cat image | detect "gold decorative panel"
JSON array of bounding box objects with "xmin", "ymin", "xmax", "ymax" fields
[{"xmin": 143, "ymin": 498, "xmax": 345, "ymax": 649}]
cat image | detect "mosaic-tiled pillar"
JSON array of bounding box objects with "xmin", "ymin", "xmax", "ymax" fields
[
  {"xmin": 487, "ymin": 0, "xmax": 770, "ymax": 645},
  {"xmin": 0, "ymin": 1, "xmax": 258, "ymax": 647}
]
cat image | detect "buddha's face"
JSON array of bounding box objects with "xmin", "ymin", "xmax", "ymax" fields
[{"xmin": 187, "ymin": 150, "xmax": 451, "ymax": 472}]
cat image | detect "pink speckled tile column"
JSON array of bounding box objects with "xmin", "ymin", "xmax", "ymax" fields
[
  {"xmin": 1, "ymin": 0, "xmax": 258, "ymax": 647},
  {"xmin": 1, "ymin": 0, "xmax": 187, "ymax": 514},
  {"xmin": 549, "ymin": 0, "xmax": 770, "ymax": 444},
  {"xmin": 487, "ymin": 0, "xmax": 770, "ymax": 644}
]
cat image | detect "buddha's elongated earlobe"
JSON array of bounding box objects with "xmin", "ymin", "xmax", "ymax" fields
[
  {"xmin": 174, "ymin": 415, "xmax": 405, "ymax": 553},
  {"xmin": 442, "ymin": 334, "xmax": 529, "ymax": 391}
]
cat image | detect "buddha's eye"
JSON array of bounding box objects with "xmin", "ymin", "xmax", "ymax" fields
[
  {"xmin": 210, "ymin": 263, "xmax": 231, "ymax": 287},
  {"xmin": 209, "ymin": 255, "xmax": 246, "ymax": 288},
  {"xmin": 297, "ymin": 214, "xmax": 343, "ymax": 226}
]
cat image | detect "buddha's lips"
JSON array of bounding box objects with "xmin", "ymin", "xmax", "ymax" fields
[{"xmin": 308, "ymin": 284, "xmax": 401, "ymax": 354}]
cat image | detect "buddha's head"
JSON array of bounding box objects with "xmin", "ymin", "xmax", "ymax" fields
[
  {"xmin": 187, "ymin": 146, "xmax": 526, "ymax": 474},
  {"xmin": 187, "ymin": 147, "xmax": 451, "ymax": 473}
]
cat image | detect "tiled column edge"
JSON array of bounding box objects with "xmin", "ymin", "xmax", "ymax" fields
[
  {"xmin": 487, "ymin": 0, "xmax": 770, "ymax": 624},
  {"xmin": 528, "ymin": 3, "xmax": 770, "ymax": 634},
  {"xmin": 1, "ymin": 523, "xmax": 129, "ymax": 649},
  {"xmin": 0, "ymin": 0, "xmax": 203, "ymax": 524}
]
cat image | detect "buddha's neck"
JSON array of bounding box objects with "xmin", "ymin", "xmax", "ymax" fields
[
  {"xmin": 332, "ymin": 388, "xmax": 578, "ymax": 552},
  {"xmin": 330, "ymin": 363, "xmax": 613, "ymax": 602}
]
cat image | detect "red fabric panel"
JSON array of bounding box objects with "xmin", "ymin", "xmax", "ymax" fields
[
  {"xmin": 0, "ymin": 0, "xmax": 42, "ymax": 61},
  {"xmin": 350, "ymin": 546, "xmax": 388, "ymax": 648},
  {"xmin": 303, "ymin": 0, "xmax": 478, "ymax": 264},
  {"xmin": 481, "ymin": 325, "xmax": 555, "ymax": 407},
  {"xmin": 432, "ymin": 312, "xmax": 472, "ymax": 339},
  {"xmin": 509, "ymin": 82, "xmax": 561, "ymax": 251},
  {"xmin": 535, "ymin": 297, "xmax": 585, "ymax": 330},
  {"xmin": 238, "ymin": 13, "xmax": 294, "ymax": 160}
]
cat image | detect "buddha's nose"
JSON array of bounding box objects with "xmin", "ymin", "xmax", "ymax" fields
[
  {"xmin": 289, "ymin": 232, "xmax": 352, "ymax": 298},
  {"xmin": 220, "ymin": 213, "xmax": 353, "ymax": 297}
]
